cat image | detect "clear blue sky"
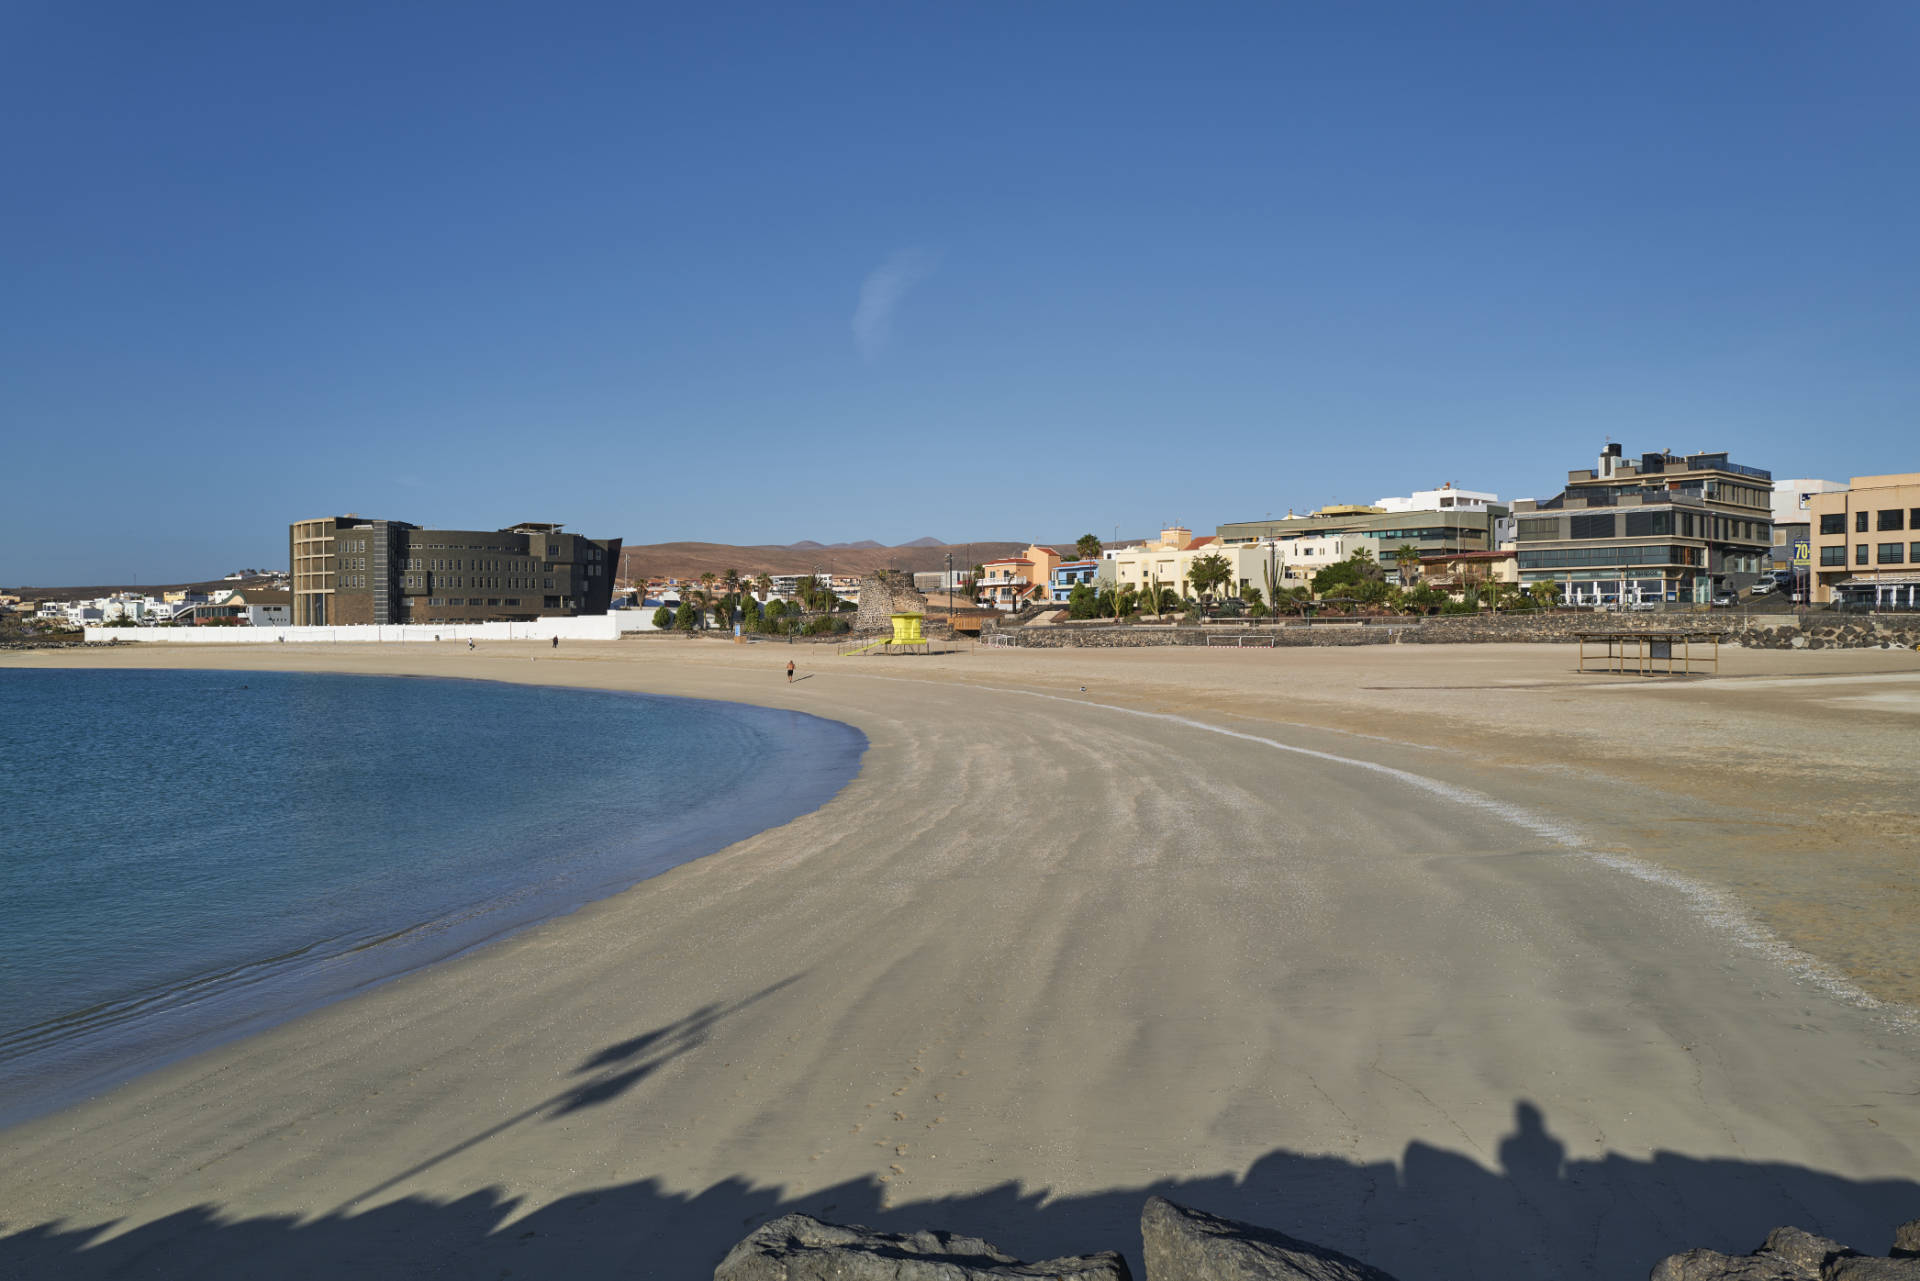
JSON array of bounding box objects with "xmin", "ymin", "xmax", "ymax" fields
[{"xmin": 5, "ymin": 2, "xmax": 1917, "ymax": 583}]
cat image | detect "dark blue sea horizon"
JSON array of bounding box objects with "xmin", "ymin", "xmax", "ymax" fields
[{"xmin": 0, "ymin": 668, "xmax": 865, "ymax": 1129}]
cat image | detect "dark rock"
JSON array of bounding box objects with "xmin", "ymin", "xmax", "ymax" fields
[
  {"xmin": 1649, "ymin": 1227, "xmax": 1866, "ymax": 1280},
  {"xmin": 1892, "ymin": 1220, "xmax": 1920, "ymax": 1258},
  {"xmin": 1139, "ymin": 1196, "xmax": 1398, "ymax": 1281},
  {"xmin": 1826, "ymin": 1260, "xmax": 1920, "ymax": 1279},
  {"xmin": 713, "ymin": 1212, "xmax": 1132, "ymax": 1280},
  {"xmin": 1649, "ymin": 1249, "xmax": 1816, "ymax": 1280},
  {"xmin": 1764, "ymin": 1228, "xmax": 1855, "ymax": 1272}
]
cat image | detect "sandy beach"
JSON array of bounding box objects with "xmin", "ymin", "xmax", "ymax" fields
[{"xmin": 2, "ymin": 638, "xmax": 1917, "ymax": 1279}]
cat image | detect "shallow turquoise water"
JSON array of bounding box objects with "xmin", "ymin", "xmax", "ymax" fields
[{"xmin": 0, "ymin": 668, "xmax": 864, "ymax": 1126}]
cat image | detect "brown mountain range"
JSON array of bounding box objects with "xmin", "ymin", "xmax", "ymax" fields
[{"xmin": 617, "ymin": 540, "xmax": 1030, "ymax": 583}]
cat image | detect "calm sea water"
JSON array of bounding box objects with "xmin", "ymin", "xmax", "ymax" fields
[{"xmin": 0, "ymin": 668, "xmax": 864, "ymax": 1127}]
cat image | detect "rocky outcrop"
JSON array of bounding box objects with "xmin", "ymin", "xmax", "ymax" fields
[
  {"xmin": 714, "ymin": 1213, "xmax": 1131, "ymax": 1280},
  {"xmin": 1650, "ymin": 1225, "xmax": 1920, "ymax": 1280},
  {"xmin": 1138, "ymin": 1197, "xmax": 1399, "ymax": 1281}
]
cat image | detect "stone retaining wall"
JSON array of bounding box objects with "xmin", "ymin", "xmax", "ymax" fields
[{"xmin": 988, "ymin": 613, "xmax": 1920, "ymax": 651}]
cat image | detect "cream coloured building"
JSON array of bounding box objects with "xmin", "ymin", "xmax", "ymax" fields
[{"xmin": 1807, "ymin": 473, "xmax": 1920, "ymax": 607}]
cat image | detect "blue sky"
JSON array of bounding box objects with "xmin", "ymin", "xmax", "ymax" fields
[{"xmin": 4, "ymin": 2, "xmax": 1917, "ymax": 583}]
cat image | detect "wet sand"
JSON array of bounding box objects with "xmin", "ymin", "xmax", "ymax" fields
[{"xmin": 1, "ymin": 639, "xmax": 1916, "ymax": 1279}]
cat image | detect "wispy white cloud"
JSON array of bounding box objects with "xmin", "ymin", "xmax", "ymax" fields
[{"xmin": 852, "ymin": 249, "xmax": 937, "ymax": 361}]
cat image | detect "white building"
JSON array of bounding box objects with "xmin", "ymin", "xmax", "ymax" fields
[{"xmin": 1374, "ymin": 484, "xmax": 1500, "ymax": 513}]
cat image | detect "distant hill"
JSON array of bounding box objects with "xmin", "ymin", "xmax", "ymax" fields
[{"xmin": 618, "ymin": 540, "xmax": 1027, "ymax": 582}]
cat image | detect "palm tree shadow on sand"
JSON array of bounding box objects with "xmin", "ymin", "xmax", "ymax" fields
[{"xmin": 5, "ymin": 1074, "xmax": 1915, "ymax": 1281}]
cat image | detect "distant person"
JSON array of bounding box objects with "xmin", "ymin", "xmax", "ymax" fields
[
  {"xmin": 552, "ymin": 635, "xmax": 559, "ymax": 649},
  {"xmin": 786, "ymin": 660, "xmax": 795, "ymax": 683},
  {"xmin": 467, "ymin": 638, "xmax": 475, "ymax": 651}
]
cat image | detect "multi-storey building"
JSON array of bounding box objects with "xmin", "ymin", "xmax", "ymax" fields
[
  {"xmin": 1215, "ymin": 499, "xmax": 1507, "ymax": 581},
  {"xmin": 1510, "ymin": 445, "xmax": 1772, "ymax": 605},
  {"xmin": 289, "ymin": 516, "xmax": 621, "ymax": 626},
  {"xmin": 1806, "ymin": 473, "xmax": 1920, "ymax": 608},
  {"xmin": 1049, "ymin": 559, "xmax": 1099, "ymax": 602},
  {"xmin": 977, "ymin": 545, "xmax": 1062, "ymax": 609},
  {"xmin": 1769, "ymin": 478, "xmax": 1846, "ymax": 577}
]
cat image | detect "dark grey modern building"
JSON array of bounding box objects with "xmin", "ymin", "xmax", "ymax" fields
[
  {"xmin": 290, "ymin": 516, "xmax": 621, "ymax": 626},
  {"xmin": 1511, "ymin": 445, "xmax": 1772, "ymax": 605}
]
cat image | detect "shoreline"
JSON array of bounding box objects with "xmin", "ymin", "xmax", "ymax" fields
[
  {"xmin": 0, "ymin": 670, "xmax": 868, "ymax": 1133},
  {"xmin": 3, "ymin": 640, "xmax": 1917, "ymax": 1279}
]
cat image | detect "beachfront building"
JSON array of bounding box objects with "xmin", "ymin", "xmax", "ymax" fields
[
  {"xmin": 1511, "ymin": 444, "xmax": 1773, "ymax": 606},
  {"xmin": 1805, "ymin": 473, "xmax": 1920, "ymax": 608},
  {"xmin": 1050, "ymin": 559, "xmax": 1098, "ymax": 602},
  {"xmin": 289, "ymin": 516, "xmax": 621, "ymax": 626},
  {"xmin": 1417, "ymin": 549, "xmax": 1520, "ymax": 598},
  {"xmin": 1374, "ymin": 484, "xmax": 1501, "ymax": 514},
  {"xmin": 1770, "ymin": 478, "xmax": 1846, "ymax": 579},
  {"xmin": 1216, "ymin": 497, "xmax": 1508, "ymax": 586},
  {"xmin": 978, "ymin": 545, "xmax": 1062, "ymax": 609}
]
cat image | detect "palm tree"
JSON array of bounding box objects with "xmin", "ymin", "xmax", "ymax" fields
[
  {"xmin": 723, "ymin": 568, "xmax": 741, "ymax": 597},
  {"xmin": 754, "ymin": 572, "xmax": 773, "ymax": 601},
  {"xmin": 1393, "ymin": 544, "xmax": 1421, "ymax": 587},
  {"xmin": 700, "ymin": 572, "xmax": 718, "ymax": 599}
]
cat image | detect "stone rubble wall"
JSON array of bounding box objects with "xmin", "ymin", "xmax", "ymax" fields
[
  {"xmin": 851, "ymin": 571, "xmax": 931, "ymax": 634},
  {"xmin": 985, "ymin": 613, "xmax": 1920, "ymax": 651}
]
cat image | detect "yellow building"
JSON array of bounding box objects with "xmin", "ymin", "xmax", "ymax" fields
[
  {"xmin": 978, "ymin": 544, "xmax": 1063, "ymax": 609},
  {"xmin": 1807, "ymin": 473, "xmax": 1920, "ymax": 607}
]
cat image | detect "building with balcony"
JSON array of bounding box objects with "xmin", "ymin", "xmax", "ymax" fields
[
  {"xmin": 1806, "ymin": 473, "xmax": 1920, "ymax": 608},
  {"xmin": 1050, "ymin": 560, "xmax": 1099, "ymax": 602},
  {"xmin": 977, "ymin": 545, "xmax": 1062, "ymax": 609},
  {"xmin": 1510, "ymin": 445, "xmax": 1773, "ymax": 605},
  {"xmin": 290, "ymin": 516, "xmax": 621, "ymax": 626}
]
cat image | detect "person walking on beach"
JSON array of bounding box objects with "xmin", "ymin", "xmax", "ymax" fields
[
  {"xmin": 467, "ymin": 638, "xmax": 474, "ymax": 651},
  {"xmin": 551, "ymin": 635, "xmax": 559, "ymax": 650},
  {"xmin": 786, "ymin": 659, "xmax": 795, "ymax": 683}
]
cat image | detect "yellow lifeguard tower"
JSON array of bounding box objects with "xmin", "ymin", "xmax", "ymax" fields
[{"xmin": 844, "ymin": 612, "xmax": 931, "ymax": 655}]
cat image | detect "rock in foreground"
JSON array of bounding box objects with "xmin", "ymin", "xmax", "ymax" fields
[
  {"xmin": 1650, "ymin": 1225, "xmax": 1920, "ymax": 1280},
  {"xmin": 1139, "ymin": 1196, "xmax": 1399, "ymax": 1281},
  {"xmin": 714, "ymin": 1212, "xmax": 1132, "ymax": 1280}
]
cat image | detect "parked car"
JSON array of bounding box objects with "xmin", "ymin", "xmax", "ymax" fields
[
  {"xmin": 1623, "ymin": 600, "xmax": 1658, "ymax": 611},
  {"xmin": 1711, "ymin": 593, "xmax": 1737, "ymax": 607},
  {"xmin": 1751, "ymin": 581, "xmax": 1775, "ymax": 596}
]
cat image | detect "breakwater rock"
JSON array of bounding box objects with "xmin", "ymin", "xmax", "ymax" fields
[
  {"xmin": 715, "ymin": 1199, "xmax": 1403, "ymax": 1280},
  {"xmin": 714, "ymin": 1212, "xmax": 1131, "ymax": 1279},
  {"xmin": 1651, "ymin": 1219, "xmax": 1920, "ymax": 1278}
]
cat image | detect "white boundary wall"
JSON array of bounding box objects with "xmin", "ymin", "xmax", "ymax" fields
[{"xmin": 87, "ymin": 614, "xmax": 629, "ymax": 644}]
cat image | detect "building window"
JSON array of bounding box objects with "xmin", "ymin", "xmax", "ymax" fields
[
  {"xmin": 1570, "ymin": 512, "xmax": 1615, "ymax": 540},
  {"xmin": 1623, "ymin": 510, "xmax": 1673, "ymax": 537},
  {"xmin": 1820, "ymin": 546, "xmax": 1846, "ymax": 566},
  {"xmin": 1856, "ymin": 512, "xmax": 1870, "ymax": 533},
  {"xmin": 1879, "ymin": 510, "xmax": 1905, "ymax": 532},
  {"xmin": 1857, "ymin": 544, "xmax": 1870, "ymax": 565},
  {"xmin": 1819, "ymin": 513, "xmax": 1845, "ymax": 535},
  {"xmin": 1879, "ymin": 544, "xmax": 1905, "ymax": 565},
  {"xmin": 1912, "ymin": 543, "xmax": 1920, "ymax": 563},
  {"xmin": 1911, "ymin": 508, "xmax": 1920, "ymax": 530}
]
